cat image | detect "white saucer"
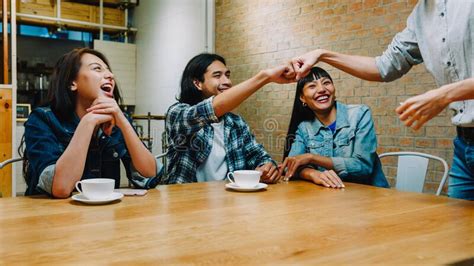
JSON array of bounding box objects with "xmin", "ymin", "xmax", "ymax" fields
[
  {"xmin": 225, "ymin": 183, "xmax": 268, "ymax": 192},
  {"xmin": 72, "ymin": 192, "xmax": 124, "ymax": 205}
]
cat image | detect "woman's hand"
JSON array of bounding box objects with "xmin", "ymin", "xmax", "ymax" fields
[
  {"xmin": 86, "ymin": 97, "xmax": 127, "ymax": 135},
  {"xmin": 280, "ymin": 153, "xmax": 315, "ymax": 180},
  {"xmin": 82, "ymin": 110, "xmax": 114, "ymax": 130},
  {"xmin": 310, "ymin": 169, "xmax": 345, "ymax": 188}
]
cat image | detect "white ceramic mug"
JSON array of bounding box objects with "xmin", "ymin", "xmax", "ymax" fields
[
  {"xmin": 75, "ymin": 178, "xmax": 115, "ymax": 200},
  {"xmin": 226, "ymin": 170, "xmax": 261, "ymax": 188}
]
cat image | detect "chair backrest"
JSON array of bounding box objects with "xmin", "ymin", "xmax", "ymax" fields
[
  {"xmin": 379, "ymin": 152, "xmax": 449, "ymax": 196},
  {"xmin": 0, "ymin": 157, "xmax": 22, "ymax": 170}
]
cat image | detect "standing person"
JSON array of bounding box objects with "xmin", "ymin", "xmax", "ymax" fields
[
  {"xmin": 291, "ymin": 1, "xmax": 473, "ymax": 200},
  {"xmin": 164, "ymin": 53, "xmax": 294, "ymax": 184},
  {"xmin": 24, "ymin": 48, "xmax": 158, "ymax": 198},
  {"xmin": 281, "ymin": 67, "xmax": 389, "ymax": 188}
]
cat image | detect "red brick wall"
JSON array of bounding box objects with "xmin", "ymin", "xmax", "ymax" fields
[{"xmin": 215, "ymin": 0, "xmax": 454, "ymax": 194}]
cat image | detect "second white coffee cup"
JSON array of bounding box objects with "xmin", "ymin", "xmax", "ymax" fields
[
  {"xmin": 226, "ymin": 170, "xmax": 261, "ymax": 188},
  {"xmin": 75, "ymin": 178, "xmax": 115, "ymax": 200}
]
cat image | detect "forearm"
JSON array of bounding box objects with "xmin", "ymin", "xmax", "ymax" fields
[
  {"xmin": 309, "ymin": 154, "xmax": 334, "ymax": 169},
  {"xmin": 213, "ymin": 71, "xmax": 270, "ymax": 117},
  {"xmin": 299, "ymin": 168, "xmax": 316, "ymax": 182},
  {"xmin": 319, "ymin": 49, "xmax": 383, "ymax": 82},
  {"xmin": 443, "ymin": 78, "xmax": 474, "ymax": 103},
  {"xmin": 52, "ymin": 119, "xmax": 95, "ymax": 198},
  {"xmin": 117, "ymin": 117, "xmax": 157, "ymax": 178}
]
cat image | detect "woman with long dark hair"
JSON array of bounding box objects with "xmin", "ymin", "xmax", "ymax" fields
[
  {"xmin": 24, "ymin": 48, "xmax": 157, "ymax": 198},
  {"xmin": 281, "ymin": 67, "xmax": 389, "ymax": 188}
]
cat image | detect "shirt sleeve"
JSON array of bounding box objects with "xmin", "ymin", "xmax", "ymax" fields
[
  {"xmin": 331, "ymin": 106, "xmax": 378, "ymax": 179},
  {"xmin": 24, "ymin": 111, "xmax": 64, "ymax": 196},
  {"xmin": 288, "ymin": 123, "xmax": 307, "ymax": 157},
  {"xmin": 241, "ymin": 120, "xmax": 275, "ymax": 169},
  {"xmin": 166, "ymin": 96, "xmax": 220, "ymax": 142},
  {"xmin": 37, "ymin": 164, "xmax": 56, "ymax": 195},
  {"xmin": 375, "ymin": 6, "xmax": 424, "ymax": 82},
  {"xmin": 128, "ymin": 157, "xmax": 163, "ymax": 189},
  {"xmin": 288, "ymin": 123, "xmax": 318, "ymax": 176}
]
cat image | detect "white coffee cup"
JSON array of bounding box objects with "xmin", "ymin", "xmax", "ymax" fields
[
  {"xmin": 226, "ymin": 170, "xmax": 261, "ymax": 188},
  {"xmin": 75, "ymin": 178, "xmax": 115, "ymax": 200}
]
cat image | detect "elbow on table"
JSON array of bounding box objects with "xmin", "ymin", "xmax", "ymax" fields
[{"xmin": 52, "ymin": 187, "xmax": 72, "ymax": 199}]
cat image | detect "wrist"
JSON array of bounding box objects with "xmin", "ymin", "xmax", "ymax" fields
[
  {"xmin": 309, "ymin": 170, "xmax": 321, "ymax": 183},
  {"xmin": 115, "ymin": 113, "xmax": 129, "ymax": 129},
  {"xmin": 256, "ymin": 70, "xmax": 271, "ymax": 85},
  {"xmin": 316, "ymin": 49, "xmax": 329, "ymax": 62},
  {"xmin": 310, "ymin": 154, "xmax": 319, "ymax": 165},
  {"xmin": 81, "ymin": 113, "xmax": 99, "ymax": 130},
  {"xmin": 439, "ymin": 83, "xmax": 457, "ymax": 105}
]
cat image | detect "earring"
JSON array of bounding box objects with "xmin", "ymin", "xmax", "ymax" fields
[{"xmin": 302, "ymin": 103, "xmax": 307, "ymax": 107}]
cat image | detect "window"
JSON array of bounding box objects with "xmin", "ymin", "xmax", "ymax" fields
[{"xmin": 19, "ymin": 24, "xmax": 93, "ymax": 43}]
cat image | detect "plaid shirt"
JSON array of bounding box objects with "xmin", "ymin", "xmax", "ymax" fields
[{"xmin": 162, "ymin": 96, "xmax": 274, "ymax": 184}]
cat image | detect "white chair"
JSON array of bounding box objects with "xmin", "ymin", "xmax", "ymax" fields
[{"xmin": 379, "ymin": 152, "xmax": 449, "ymax": 196}]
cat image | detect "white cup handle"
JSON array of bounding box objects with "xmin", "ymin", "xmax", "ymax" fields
[
  {"xmin": 75, "ymin": 181, "xmax": 83, "ymax": 194},
  {"xmin": 226, "ymin": 172, "xmax": 235, "ymax": 184}
]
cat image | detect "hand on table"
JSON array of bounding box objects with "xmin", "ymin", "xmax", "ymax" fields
[{"xmin": 256, "ymin": 162, "xmax": 280, "ymax": 184}]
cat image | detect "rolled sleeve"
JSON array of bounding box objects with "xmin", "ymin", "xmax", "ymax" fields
[
  {"xmin": 241, "ymin": 119, "xmax": 274, "ymax": 169},
  {"xmin": 331, "ymin": 157, "xmax": 348, "ymax": 177},
  {"xmin": 37, "ymin": 164, "xmax": 56, "ymax": 195},
  {"xmin": 375, "ymin": 10, "xmax": 423, "ymax": 82},
  {"xmin": 331, "ymin": 106, "xmax": 377, "ymax": 179},
  {"xmin": 25, "ymin": 110, "xmax": 64, "ymax": 195},
  {"xmin": 129, "ymin": 157, "xmax": 162, "ymax": 189}
]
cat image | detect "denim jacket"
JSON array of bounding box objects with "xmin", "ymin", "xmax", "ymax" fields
[
  {"xmin": 289, "ymin": 102, "xmax": 389, "ymax": 187},
  {"xmin": 24, "ymin": 107, "xmax": 159, "ymax": 196}
]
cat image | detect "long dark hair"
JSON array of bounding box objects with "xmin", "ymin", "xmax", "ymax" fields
[
  {"xmin": 22, "ymin": 48, "xmax": 122, "ymax": 183},
  {"xmin": 44, "ymin": 48, "xmax": 122, "ymax": 121},
  {"xmin": 283, "ymin": 67, "xmax": 333, "ymax": 158},
  {"xmin": 178, "ymin": 53, "xmax": 226, "ymax": 105}
]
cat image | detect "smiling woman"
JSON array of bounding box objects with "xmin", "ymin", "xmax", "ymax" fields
[
  {"xmin": 281, "ymin": 67, "xmax": 389, "ymax": 189},
  {"xmin": 22, "ymin": 48, "xmax": 159, "ymax": 198}
]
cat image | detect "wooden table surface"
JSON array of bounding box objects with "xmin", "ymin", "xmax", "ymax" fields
[{"xmin": 0, "ymin": 181, "xmax": 472, "ymax": 264}]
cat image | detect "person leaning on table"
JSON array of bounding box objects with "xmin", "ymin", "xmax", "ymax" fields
[
  {"xmin": 23, "ymin": 48, "xmax": 159, "ymax": 198},
  {"xmin": 280, "ymin": 67, "xmax": 389, "ymax": 189},
  {"xmin": 291, "ymin": 1, "xmax": 474, "ymax": 200}
]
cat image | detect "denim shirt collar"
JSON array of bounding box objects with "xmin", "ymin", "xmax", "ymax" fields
[{"xmin": 309, "ymin": 101, "xmax": 350, "ymax": 135}]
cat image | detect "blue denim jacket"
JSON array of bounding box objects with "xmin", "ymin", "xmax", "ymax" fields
[
  {"xmin": 289, "ymin": 102, "xmax": 389, "ymax": 187},
  {"xmin": 24, "ymin": 107, "xmax": 159, "ymax": 196}
]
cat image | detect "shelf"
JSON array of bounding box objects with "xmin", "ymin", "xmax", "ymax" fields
[
  {"xmin": 64, "ymin": 0, "xmax": 138, "ymax": 8},
  {"xmin": 18, "ymin": 67, "xmax": 53, "ymax": 75},
  {"xmin": 132, "ymin": 114, "xmax": 166, "ymax": 120}
]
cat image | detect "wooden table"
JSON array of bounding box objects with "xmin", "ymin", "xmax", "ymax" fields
[{"xmin": 0, "ymin": 181, "xmax": 472, "ymax": 264}]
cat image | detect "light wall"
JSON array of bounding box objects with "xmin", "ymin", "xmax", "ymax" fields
[
  {"xmin": 94, "ymin": 40, "xmax": 137, "ymax": 106},
  {"xmin": 133, "ymin": 0, "xmax": 214, "ymax": 155}
]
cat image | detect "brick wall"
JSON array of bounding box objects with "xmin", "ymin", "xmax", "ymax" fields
[{"xmin": 215, "ymin": 0, "xmax": 455, "ymax": 194}]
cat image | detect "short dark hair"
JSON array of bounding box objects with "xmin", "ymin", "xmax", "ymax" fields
[
  {"xmin": 178, "ymin": 53, "xmax": 226, "ymax": 105},
  {"xmin": 283, "ymin": 67, "xmax": 333, "ymax": 158},
  {"xmin": 44, "ymin": 48, "xmax": 122, "ymax": 121}
]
